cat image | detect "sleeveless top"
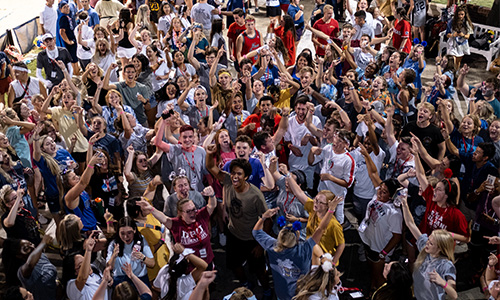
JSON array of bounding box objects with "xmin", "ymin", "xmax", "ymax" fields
[
  {"xmin": 11, "ymin": 77, "xmax": 40, "ymax": 106},
  {"xmin": 118, "ymin": 22, "xmax": 134, "ymax": 49},
  {"xmin": 241, "ymin": 31, "xmax": 261, "ymax": 64}
]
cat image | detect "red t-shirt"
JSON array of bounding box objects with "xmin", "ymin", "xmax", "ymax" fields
[
  {"xmin": 241, "ymin": 31, "xmax": 262, "ymax": 63},
  {"xmin": 418, "ymin": 185, "xmax": 469, "ymax": 238},
  {"xmin": 170, "ymin": 207, "xmax": 214, "ymax": 264},
  {"xmin": 241, "ymin": 113, "xmax": 282, "ymax": 138},
  {"xmin": 274, "ymin": 26, "xmax": 296, "ymax": 66},
  {"xmin": 227, "ymin": 22, "xmax": 246, "ymax": 57},
  {"xmin": 312, "ymin": 18, "xmax": 339, "ymax": 56},
  {"xmin": 393, "ymin": 19, "xmax": 412, "ymax": 54}
]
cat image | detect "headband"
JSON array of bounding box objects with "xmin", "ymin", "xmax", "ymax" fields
[
  {"xmin": 13, "ymin": 66, "xmax": 29, "ymax": 73},
  {"xmin": 413, "ymin": 38, "xmax": 428, "ymax": 47},
  {"xmin": 219, "ymin": 71, "xmax": 231, "ymax": 77},
  {"xmin": 320, "ymin": 253, "xmax": 334, "ymax": 272},
  {"xmin": 445, "ymin": 179, "xmax": 452, "ymax": 193}
]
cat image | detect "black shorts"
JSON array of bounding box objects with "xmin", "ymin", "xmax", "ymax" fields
[
  {"xmin": 267, "ymin": 6, "xmax": 281, "ymax": 17},
  {"xmin": 364, "ymin": 243, "xmax": 383, "ymax": 263},
  {"xmin": 226, "ymin": 230, "xmax": 266, "ymax": 272},
  {"xmin": 71, "ymin": 151, "xmax": 87, "ymax": 163},
  {"xmin": 46, "ymin": 194, "xmax": 61, "ymax": 213}
]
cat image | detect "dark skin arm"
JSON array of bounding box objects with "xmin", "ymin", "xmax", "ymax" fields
[{"xmin": 20, "ymin": 235, "xmax": 53, "ymax": 279}]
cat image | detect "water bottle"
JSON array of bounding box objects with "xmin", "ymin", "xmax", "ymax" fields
[
  {"xmin": 132, "ymin": 241, "xmax": 141, "ymax": 260},
  {"xmin": 393, "ymin": 188, "xmax": 408, "ymax": 208},
  {"xmin": 66, "ymin": 156, "xmax": 73, "ymax": 168},
  {"xmin": 94, "ymin": 197, "xmax": 105, "ymax": 218}
]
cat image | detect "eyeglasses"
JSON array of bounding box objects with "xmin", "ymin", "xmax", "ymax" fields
[
  {"xmin": 183, "ymin": 208, "xmax": 197, "ymax": 214},
  {"xmin": 314, "ymin": 198, "xmax": 327, "ymax": 205}
]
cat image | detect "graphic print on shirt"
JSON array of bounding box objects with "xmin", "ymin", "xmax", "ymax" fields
[
  {"xmin": 277, "ymin": 258, "xmax": 301, "ymax": 278},
  {"xmin": 180, "ymin": 223, "xmax": 209, "ymax": 248}
]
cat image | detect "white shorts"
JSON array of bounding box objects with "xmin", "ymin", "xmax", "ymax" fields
[{"xmin": 116, "ymin": 46, "xmax": 136, "ymax": 59}]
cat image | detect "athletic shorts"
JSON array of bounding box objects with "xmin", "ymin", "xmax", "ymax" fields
[{"xmin": 267, "ymin": 5, "xmax": 281, "ymax": 17}]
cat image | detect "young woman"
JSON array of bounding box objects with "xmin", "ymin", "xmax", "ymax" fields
[
  {"xmin": 112, "ymin": 8, "xmax": 136, "ymax": 68},
  {"xmin": 371, "ymin": 260, "xmax": 413, "ymax": 300},
  {"xmin": 106, "ymin": 217, "xmax": 155, "ymax": 287},
  {"xmin": 157, "ymin": 1, "xmax": 176, "ymax": 40},
  {"xmin": 0, "ymin": 185, "xmax": 40, "ymax": 245},
  {"xmin": 95, "ymin": 89, "xmax": 137, "ymax": 134},
  {"xmin": 138, "ymin": 187, "xmax": 217, "ymax": 267},
  {"xmin": 443, "ymin": 111, "xmax": 483, "ymax": 159},
  {"xmin": 81, "ymin": 63, "xmax": 107, "ymax": 109},
  {"xmin": 288, "ymin": 50, "xmax": 314, "ymax": 82},
  {"xmin": 271, "ymin": 15, "xmax": 297, "ymax": 67},
  {"xmin": 62, "ymin": 153, "xmax": 103, "ymax": 233},
  {"xmin": 253, "ymin": 197, "xmax": 341, "ymax": 300},
  {"xmin": 1, "ymin": 108, "xmax": 35, "ymax": 168},
  {"xmin": 147, "ymin": 44, "xmax": 170, "ymax": 95},
  {"xmin": 293, "ymin": 253, "xmax": 343, "ymax": 300},
  {"xmin": 124, "ymin": 146, "xmax": 154, "ymax": 199},
  {"xmin": 136, "ymin": 4, "xmax": 157, "ymax": 39},
  {"xmin": 392, "ymin": 7, "xmax": 412, "ymax": 54},
  {"xmin": 152, "ymin": 243, "xmax": 208, "ymax": 300},
  {"xmin": 164, "ymin": 17, "xmax": 186, "ymax": 52},
  {"xmin": 172, "ymin": 50, "xmax": 196, "ymax": 80},
  {"xmin": 394, "ymin": 68, "xmax": 418, "ymax": 124},
  {"xmin": 210, "ymin": 18, "xmax": 228, "ymax": 67},
  {"xmin": 402, "ymin": 197, "xmax": 458, "ymax": 300},
  {"xmin": 446, "ymin": 5, "xmax": 474, "ymax": 71}
]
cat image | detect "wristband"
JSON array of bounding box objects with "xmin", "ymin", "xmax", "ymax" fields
[
  {"xmin": 87, "ymin": 164, "xmax": 94, "ymax": 169},
  {"xmin": 443, "ymin": 281, "xmax": 448, "ymax": 289},
  {"xmin": 89, "ymin": 142, "xmax": 94, "ymax": 145},
  {"xmin": 209, "ymin": 194, "xmax": 215, "ymax": 198},
  {"xmin": 328, "ymin": 209, "xmax": 334, "ymax": 214},
  {"xmin": 381, "ymin": 249, "xmax": 388, "ymax": 256},
  {"xmin": 107, "ymin": 221, "xmax": 113, "ymax": 225},
  {"xmin": 349, "ymin": 86, "xmax": 354, "ymax": 90},
  {"xmin": 218, "ymin": 7, "xmax": 221, "ymax": 14},
  {"xmin": 243, "ymin": 54, "xmax": 248, "ymax": 59},
  {"xmin": 120, "ymin": 110, "xmax": 125, "ymax": 115},
  {"xmin": 106, "ymin": 216, "xmax": 113, "ymax": 222},
  {"xmin": 142, "ymin": 255, "xmax": 146, "ymax": 261},
  {"xmin": 451, "ymin": 232, "xmax": 454, "ymax": 238}
]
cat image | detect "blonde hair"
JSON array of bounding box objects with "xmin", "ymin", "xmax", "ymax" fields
[
  {"xmin": 57, "ymin": 214, "xmax": 84, "ymax": 251},
  {"xmin": 414, "ymin": 229, "xmax": 455, "ymax": 271},
  {"xmin": 0, "ymin": 185, "xmax": 15, "ymax": 211},
  {"xmin": 460, "ymin": 114, "xmax": 481, "ymax": 136},
  {"xmin": 274, "ymin": 224, "xmax": 298, "ymax": 252},
  {"xmin": 0, "ymin": 150, "xmax": 15, "ymax": 184},
  {"xmin": 40, "ymin": 135, "xmax": 65, "ymax": 210},
  {"xmin": 229, "ymin": 287, "xmax": 255, "ymax": 300},
  {"xmin": 293, "ymin": 263, "xmax": 338, "ymax": 300},
  {"xmin": 136, "ymin": 4, "xmax": 155, "ymax": 35},
  {"xmin": 417, "ymin": 102, "xmax": 435, "ymax": 115}
]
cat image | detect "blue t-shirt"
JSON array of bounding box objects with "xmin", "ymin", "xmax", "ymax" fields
[
  {"xmin": 223, "ymin": 157, "xmax": 265, "ymax": 188},
  {"xmin": 0, "ymin": 51, "xmax": 11, "ymax": 77},
  {"xmin": 77, "ymin": 8, "xmax": 99, "ymax": 28},
  {"xmin": 380, "ymin": 65, "xmax": 403, "ymax": 96},
  {"xmin": 34, "ymin": 149, "xmax": 76, "ymax": 197},
  {"xmin": 450, "ymin": 127, "xmax": 484, "ymax": 159},
  {"xmin": 402, "ymin": 58, "xmax": 426, "ymax": 99},
  {"xmin": 186, "ymin": 37, "xmax": 210, "ymax": 63},
  {"xmin": 65, "ymin": 190, "xmax": 97, "ymax": 232},
  {"xmin": 6, "ymin": 126, "xmax": 31, "ymax": 168},
  {"xmin": 253, "ymin": 229, "xmax": 315, "ymax": 300},
  {"xmin": 251, "ymin": 65, "xmax": 280, "ymax": 89},
  {"xmin": 86, "ymin": 130, "xmax": 123, "ymax": 162},
  {"xmin": 287, "ymin": 5, "xmax": 304, "ymax": 27}
]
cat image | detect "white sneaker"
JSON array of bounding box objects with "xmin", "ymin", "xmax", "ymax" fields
[
  {"xmin": 39, "ymin": 214, "xmax": 49, "ymax": 225},
  {"xmin": 219, "ymin": 233, "xmax": 227, "ymax": 246}
]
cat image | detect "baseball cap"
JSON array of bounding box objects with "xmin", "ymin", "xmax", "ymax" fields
[{"xmin": 41, "ymin": 33, "xmax": 54, "ymax": 42}]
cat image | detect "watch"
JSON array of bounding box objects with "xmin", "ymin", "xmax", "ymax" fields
[{"xmin": 379, "ymin": 253, "xmax": 385, "ymax": 259}]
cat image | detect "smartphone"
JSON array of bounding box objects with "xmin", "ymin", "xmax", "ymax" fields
[
  {"xmin": 162, "ymin": 109, "xmax": 174, "ymax": 120},
  {"xmin": 488, "ymin": 174, "xmax": 496, "ymax": 186}
]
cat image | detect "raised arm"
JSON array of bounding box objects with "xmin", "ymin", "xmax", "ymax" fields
[
  {"xmin": 205, "ymin": 144, "xmax": 226, "ymax": 182},
  {"xmin": 154, "ymin": 118, "xmax": 172, "ymax": 153},
  {"xmin": 75, "ymin": 238, "xmax": 95, "ymax": 291},
  {"xmin": 20, "ymin": 235, "xmax": 52, "ymax": 279},
  {"xmin": 311, "ymin": 197, "xmax": 342, "ymax": 244},
  {"xmin": 286, "ymin": 174, "xmax": 309, "ymax": 205},
  {"xmin": 137, "ymin": 199, "xmax": 173, "ymax": 228},
  {"xmin": 65, "ymin": 154, "xmax": 100, "ymax": 210},
  {"xmin": 401, "ymin": 195, "xmax": 422, "ymax": 242},
  {"xmin": 209, "ymin": 48, "xmax": 224, "ymax": 87},
  {"xmin": 103, "ymin": 63, "xmax": 118, "ymax": 90},
  {"xmin": 410, "ymin": 143, "xmax": 429, "ymax": 191},
  {"xmin": 385, "ymin": 105, "xmax": 397, "ymax": 147},
  {"xmin": 2, "ymin": 186, "xmax": 24, "ymax": 228},
  {"xmin": 122, "ymin": 262, "xmax": 152, "ymax": 297},
  {"xmin": 1, "ymin": 115, "xmax": 35, "ymax": 135},
  {"xmin": 187, "ymin": 31, "xmax": 201, "ymax": 70},
  {"xmin": 360, "ymin": 144, "xmax": 382, "ymax": 187},
  {"xmin": 92, "ymin": 267, "xmax": 113, "ymax": 300}
]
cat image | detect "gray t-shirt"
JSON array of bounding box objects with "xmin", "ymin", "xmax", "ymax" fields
[
  {"xmin": 17, "ymin": 254, "xmax": 57, "ymax": 300},
  {"xmin": 196, "ymin": 63, "xmax": 224, "ymax": 105},
  {"xmin": 413, "ymin": 234, "xmax": 456, "ymax": 300},
  {"xmin": 165, "ymin": 190, "xmax": 206, "ymax": 217},
  {"xmin": 166, "ymin": 144, "xmax": 206, "ymax": 192},
  {"xmin": 114, "ymin": 81, "xmax": 151, "ymax": 126}
]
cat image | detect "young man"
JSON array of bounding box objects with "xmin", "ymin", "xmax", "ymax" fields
[
  {"xmin": 220, "ymin": 135, "xmax": 275, "ymax": 190},
  {"xmin": 188, "ymin": 31, "xmax": 225, "ymax": 104},
  {"xmin": 8, "ymin": 62, "xmax": 47, "ymax": 108},
  {"xmin": 239, "ymin": 96, "xmax": 282, "ymax": 138},
  {"xmin": 205, "ymin": 152, "xmax": 272, "ymax": 299},
  {"xmin": 155, "ymin": 123, "xmax": 207, "ymax": 192},
  {"xmin": 309, "ymin": 129, "xmax": 356, "ymax": 224},
  {"xmin": 236, "ymin": 15, "xmax": 263, "ymax": 64},
  {"xmin": 190, "ymin": 0, "xmax": 218, "ymax": 37},
  {"xmin": 103, "ymin": 63, "xmax": 150, "ymax": 126},
  {"xmin": 457, "ymin": 67, "xmax": 500, "ymax": 118},
  {"xmin": 252, "ymin": 107, "xmax": 290, "ymax": 164},
  {"xmin": 401, "ymin": 102, "xmax": 445, "ymax": 163},
  {"xmin": 351, "ymin": 10, "xmax": 374, "ymax": 41},
  {"xmin": 402, "ymin": 44, "xmax": 426, "ymax": 100},
  {"xmin": 40, "ymin": 0, "xmax": 58, "ymax": 36},
  {"xmin": 227, "ymin": 8, "xmax": 246, "ymax": 63},
  {"xmin": 36, "ymin": 33, "xmax": 73, "ymax": 90},
  {"xmin": 285, "ymin": 96, "xmax": 323, "ymax": 190},
  {"xmin": 312, "ymin": 4, "xmax": 339, "ymax": 57},
  {"xmin": 77, "ymin": 0, "xmax": 99, "ymax": 28}
]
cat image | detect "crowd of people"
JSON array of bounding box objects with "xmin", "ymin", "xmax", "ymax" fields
[{"xmin": 0, "ymin": 0, "xmax": 500, "ymax": 299}]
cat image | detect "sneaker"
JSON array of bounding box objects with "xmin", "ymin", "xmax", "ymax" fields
[
  {"xmin": 255, "ymin": 7, "xmax": 259, "ymax": 13},
  {"xmin": 342, "ymin": 219, "xmax": 352, "ymax": 231},
  {"xmin": 219, "ymin": 233, "xmax": 227, "ymax": 247}
]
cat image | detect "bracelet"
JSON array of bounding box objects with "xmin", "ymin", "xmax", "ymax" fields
[
  {"xmin": 120, "ymin": 111, "xmax": 125, "ymax": 115},
  {"xmin": 142, "ymin": 255, "xmax": 146, "ymax": 261},
  {"xmin": 349, "ymin": 86, "xmax": 354, "ymax": 90},
  {"xmin": 34, "ymin": 138, "xmax": 40, "ymax": 141},
  {"xmin": 87, "ymin": 164, "xmax": 94, "ymax": 169},
  {"xmin": 443, "ymin": 281, "xmax": 448, "ymax": 289},
  {"xmin": 243, "ymin": 54, "xmax": 248, "ymax": 59},
  {"xmin": 107, "ymin": 221, "xmax": 113, "ymax": 225},
  {"xmin": 451, "ymin": 232, "xmax": 454, "ymax": 238},
  {"xmin": 328, "ymin": 209, "xmax": 334, "ymax": 214},
  {"xmin": 89, "ymin": 142, "xmax": 94, "ymax": 145},
  {"xmin": 209, "ymin": 194, "xmax": 215, "ymax": 198},
  {"xmin": 381, "ymin": 249, "xmax": 388, "ymax": 256}
]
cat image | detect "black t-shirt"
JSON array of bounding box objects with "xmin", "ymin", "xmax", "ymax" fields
[
  {"xmin": 336, "ymin": 97, "xmax": 364, "ymax": 132},
  {"xmin": 36, "ymin": 48, "xmax": 72, "ymax": 85},
  {"xmin": 401, "ymin": 121, "xmax": 444, "ymax": 161},
  {"xmin": 59, "ymin": 14, "xmax": 76, "ymax": 42},
  {"xmin": 1, "ymin": 209, "xmax": 41, "ymax": 245}
]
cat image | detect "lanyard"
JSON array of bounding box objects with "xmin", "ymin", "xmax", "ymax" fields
[
  {"xmin": 19, "ymin": 80, "xmax": 30, "ymax": 98},
  {"xmin": 182, "ymin": 148, "xmax": 196, "ymax": 172},
  {"xmin": 462, "ymin": 135, "xmax": 474, "ymax": 153},
  {"xmin": 283, "ymin": 192, "xmax": 295, "ymax": 214},
  {"xmin": 197, "ymin": 106, "xmax": 208, "ymax": 118},
  {"xmin": 394, "ymin": 155, "xmax": 412, "ymax": 175}
]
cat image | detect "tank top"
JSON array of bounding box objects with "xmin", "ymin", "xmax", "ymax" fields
[
  {"xmin": 118, "ymin": 22, "xmax": 134, "ymax": 49},
  {"xmin": 241, "ymin": 31, "xmax": 261, "ymax": 64}
]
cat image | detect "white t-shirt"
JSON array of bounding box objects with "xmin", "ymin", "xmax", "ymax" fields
[
  {"xmin": 353, "ymin": 48, "xmax": 374, "ymax": 72},
  {"xmin": 40, "ymin": 5, "xmax": 58, "ymax": 36},
  {"xmin": 75, "ymin": 25, "xmax": 95, "ymax": 60},
  {"xmin": 175, "ymin": 64, "xmax": 196, "ymax": 80},
  {"xmin": 190, "ymin": 2, "xmax": 216, "ymax": 31},
  {"xmin": 151, "ymin": 61, "xmax": 170, "ymax": 91},
  {"xmin": 66, "ymin": 273, "xmax": 107, "ymax": 300},
  {"xmin": 315, "ymin": 145, "xmax": 356, "ymax": 198},
  {"xmin": 350, "ymin": 147, "xmax": 386, "ymax": 199},
  {"xmin": 358, "ymin": 190, "xmax": 403, "ymax": 254},
  {"xmin": 284, "ymin": 115, "xmax": 322, "ymax": 188},
  {"xmin": 153, "ymin": 265, "xmax": 196, "ymax": 300}
]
